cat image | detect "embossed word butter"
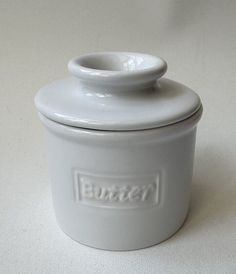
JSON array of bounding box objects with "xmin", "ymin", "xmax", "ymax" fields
[{"xmin": 74, "ymin": 172, "xmax": 159, "ymax": 209}]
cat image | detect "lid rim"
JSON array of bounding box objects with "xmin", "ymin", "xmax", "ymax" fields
[
  {"xmin": 35, "ymin": 76, "xmax": 202, "ymax": 131},
  {"xmin": 38, "ymin": 105, "xmax": 202, "ymax": 133},
  {"xmin": 36, "ymin": 102, "xmax": 202, "ymax": 132}
]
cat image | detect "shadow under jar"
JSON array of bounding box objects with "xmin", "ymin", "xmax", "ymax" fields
[{"xmin": 35, "ymin": 52, "xmax": 202, "ymax": 251}]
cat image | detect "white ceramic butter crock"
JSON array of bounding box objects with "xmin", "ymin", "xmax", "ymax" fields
[{"xmin": 35, "ymin": 52, "xmax": 202, "ymax": 250}]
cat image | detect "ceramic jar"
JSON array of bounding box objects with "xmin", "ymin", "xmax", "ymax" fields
[{"xmin": 35, "ymin": 52, "xmax": 202, "ymax": 250}]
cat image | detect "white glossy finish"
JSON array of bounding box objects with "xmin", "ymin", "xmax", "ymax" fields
[
  {"xmin": 35, "ymin": 52, "xmax": 201, "ymax": 130},
  {"xmin": 35, "ymin": 52, "xmax": 202, "ymax": 250}
]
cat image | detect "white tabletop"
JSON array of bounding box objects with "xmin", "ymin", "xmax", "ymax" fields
[{"xmin": 1, "ymin": 1, "xmax": 236, "ymax": 273}]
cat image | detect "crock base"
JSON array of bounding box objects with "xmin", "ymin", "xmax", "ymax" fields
[{"xmin": 57, "ymin": 210, "xmax": 189, "ymax": 251}]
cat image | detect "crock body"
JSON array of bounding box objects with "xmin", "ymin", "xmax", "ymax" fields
[{"xmin": 39, "ymin": 107, "xmax": 201, "ymax": 250}]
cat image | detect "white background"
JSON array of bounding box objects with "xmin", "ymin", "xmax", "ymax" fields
[{"xmin": 1, "ymin": 1, "xmax": 236, "ymax": 273}]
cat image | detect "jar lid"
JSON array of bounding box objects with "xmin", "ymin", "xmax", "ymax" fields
[{"xmin": 35, "ymin": 52, "xmax": 202, "ymax": 131}]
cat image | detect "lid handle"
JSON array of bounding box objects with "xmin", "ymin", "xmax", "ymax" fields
[{"xmin": 68, "ymin": 52, "xmax": 167, "ymax": 91}]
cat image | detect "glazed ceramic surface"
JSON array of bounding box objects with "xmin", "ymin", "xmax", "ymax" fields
[{"xmin": 35, "ymin": 52, "xmax": 202, "ymax": 250}]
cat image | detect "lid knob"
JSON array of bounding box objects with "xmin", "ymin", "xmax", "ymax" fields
[{"xmin": 68, "ymin": 52, "xmax": 167, "ymax": 91}]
